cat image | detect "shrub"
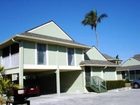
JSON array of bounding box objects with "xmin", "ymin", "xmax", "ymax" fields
[{"xmin": 106, "ymin": 80, "xmax": 125, "ymax": 90}]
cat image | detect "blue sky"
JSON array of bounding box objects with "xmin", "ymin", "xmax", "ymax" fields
[{"xmin": 0, "ymin": 0, "xmax": 140, "ymax": 61}]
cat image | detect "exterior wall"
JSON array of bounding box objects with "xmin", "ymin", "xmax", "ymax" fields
[
  {"xmin": 117, "ymin": 71, "xmax": 123, "ymax": 80},
  {"xmin": 122, "ymin": 58, "xmax": 140, "ymax": 66},
  {"xmin": 58, "ymin": 46, "xmax": 67, "ymax": 65},
  {"xmin": 91, "ymin": 67, "xmax": 103, "ymax": 78},
  {"xmin": 91, "ymin": 67, "xmax": 117, "ymax": 80},
  {"xmin": 60, "ymin": 71, "xmax": 84, "ymax": 93},
  {"xmin": 75, "ymin": 49, "xmax": 83, "ymax": 66},
  {"xmin": 28, "ymin": 21, "xmax": 72, "ymax": 41},
  {"xmin": 103, "ymin": 68, "xmax": 116, "ymax": 80},
  {"xmin": 23, "ymin": 41, "xmax": 35, "ymax": 64},
  {"xmin": 85, "ymin": 47, "xmax": 106, "ymax": 61},
  {"xmin": 22, "ymin": 42, "xmax": 84, "ymax": 67},
  {"xmin": 48, "ymin": 45, "xmax": 57, "ymax": 65}
]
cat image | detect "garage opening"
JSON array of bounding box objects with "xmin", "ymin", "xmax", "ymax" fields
[{"xmin": 24, "ymin": 72, "xmax": 56, "ymax": 95}]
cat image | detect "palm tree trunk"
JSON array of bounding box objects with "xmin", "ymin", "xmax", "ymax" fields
[{"xmin": 94, "ymin": 29, "xmax": 99, "ymax": 49}]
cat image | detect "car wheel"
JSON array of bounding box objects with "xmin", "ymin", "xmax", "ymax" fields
[{"xmin": 133, "ymin": 83, "xmax": 139, "ymax": 88}]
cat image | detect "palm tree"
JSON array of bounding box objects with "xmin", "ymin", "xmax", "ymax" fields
[
  {"xmin": 0, "ymin": 66, "xmax": 18, "ymax": 104},
  {"xmin": 82, "ymin": 10, "xmax": 107, "ymax": 48}
]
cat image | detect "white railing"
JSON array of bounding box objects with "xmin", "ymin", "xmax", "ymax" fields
[
  {"xmin": 11, "ymin": 53, "xmax": 19, "ymax": 68},
  {"xmin": 2, "ymin": 53, "xmax": 19, "ymax": 69},
  {"xmin": 2, "ymin": 56, "xmax": 11, "ymax": 69}
]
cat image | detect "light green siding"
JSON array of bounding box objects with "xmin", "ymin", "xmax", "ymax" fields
[
  {"xmin": 122, "ymin": 58, "xmax": 140, "ymax": 66},
  {"xmin": 75, "ymin": 49, "xmax": 83, "ymax": 66},
  {"xmin": 92, "ymin": 67, "xmax": 103, "ymax": 78},
  {"xmin": 103, "ymin": 68, "xmax": 116, "ymax": 80},
  {"xmin": 60, "ymin": 71, "xmax": 84, "ymax": 93},
  {"xmin": 91, "ymin": 67, "xmax": 117, "ymax": 80},
  {"xmin": 28, "ymin": 21, "xmax": 72, "ymax": 40},
  {"xmin": 117, "ymin": 71, "xmax": 123, "ymax": 80},
  {"xmin": 23, "ymin": 41, "xmax": 35, "ymax": 64},
  {"xmin": 48, "ymin": 45, "xmax": 57, "ymax": 65},
  {"xmin": 85, "ymin": 47, "xmax": 106, "ymax": 61},
  {"xmin": 58, "ymin": 46, "xmax": 67, "ymax": 65}
]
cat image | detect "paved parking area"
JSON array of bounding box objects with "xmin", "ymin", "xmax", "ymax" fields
[{"xmin": 29, "ymin": 88, "xmax": 140, "ymax": 105}]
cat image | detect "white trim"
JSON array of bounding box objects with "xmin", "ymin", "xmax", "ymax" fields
[
  {"xmin": 66, "ymin": 48, "xmax": 68, "ymax": 66},
  {"xmin": 23, "ymin": 64, "xmax": 82, "ymax": 71},
  {"xmin": 46, "ymin": 44, "xmax": 48, "ymax": 65},
  {"xmin": 115, "ymin": 70, "xmax": 118, "ymax": 80},
  {"xmin": 82, "ymin": 50, "xmax": 84, "ymax": 61},
  {"xmin": 4, "ymin": 67, "xmax": 19, "ymax": 75},
  {"xmin": 56, "ymin": 45, "xmax": 59, "ymax": 67},
  {"xmin": 24, "ymin": 64, "xmax": 57, "ymax": 70},
  {"xmin": 9, "ymin": 45, "xmax": 11, "ymax": 68},
  {"xmin": 35, "ymin": 43, "xmax": 37, "ymax": 65},
  {"xmin": 74, "ymin": 48, "xmax": 76, "ymax": 66}
]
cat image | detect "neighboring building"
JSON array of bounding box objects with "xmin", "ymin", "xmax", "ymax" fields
[
  {"xmin": 103, "ymin": 54, "xmax": 122, "ymax": 65},
  {"xmin": 80, "ymin": 47, "xmax": 119, "ymax": 81},
  {"xmin": 117, "ymin": 54, "xmax": 140, "ymax": 81},
  {"xmin": 0, "ymin": 21, "xmax": 119, "ymax": 94}
]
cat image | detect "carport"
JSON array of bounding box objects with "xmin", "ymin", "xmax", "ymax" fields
[
  {"xmin": 24, "ymin": 68, "xmax": 57, "ymax": 95},
  {"xmin": 23, "ymin": 66, "xmax": 84, "ymax": 95}
]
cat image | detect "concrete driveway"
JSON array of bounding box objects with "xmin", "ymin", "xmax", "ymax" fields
[{"xmin": 29, "ymin": 88, "xmax": 140, "ymax": 105}]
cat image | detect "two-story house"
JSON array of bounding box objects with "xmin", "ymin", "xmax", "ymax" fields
[
  {"xmin": 0, "ymin": 21, "xmax": 90, "ymax": 94},
  {"xmin": 0, "ymin": 21, "xmax": 120, "ymax": 94}
]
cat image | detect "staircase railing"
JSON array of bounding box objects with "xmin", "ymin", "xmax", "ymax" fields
[
  {"xmin": 86, "ymin": 76, "xmax": 107, "ymax": 93},
  {"xmin": 91, "ymin": 76, "xmax": 107, "ymax": 92}
]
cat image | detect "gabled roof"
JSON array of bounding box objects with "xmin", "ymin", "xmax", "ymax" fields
[
  {"xmin": 0, "ymin": 21, "xmax": 90, "ymax": 49},
  {"xmin": 117, "ymin": 65, "xmax": 140, "ymax": 71},
  {"xmin": 27, "ymin": 21, "xmax": 73, "ymax": 41},
  {"xmin": 80, "ymin": 60, "xmax": 118, "ymax": 67},
  {"xmin": 20, "ymin": 32, "xmax": 89, "ymax": 48},
  {"xmin": 85, "ymin": 47, "xmax": 107, "ymax": 61},
  {"xmin": 117, "ymin": 54, "xmax": 140, "ymax": 71},
  {"xmin": 103, "ymin": 53, "xmax": 115, "ymax": 60},
  {"xmin": 133, "ymin": 54, "xmax": 140, "ymax": 61}
]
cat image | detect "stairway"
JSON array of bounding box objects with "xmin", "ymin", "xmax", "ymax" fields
[{"xmin": 86, "ymin": 76, "xmax": 107, "ymax": 93}]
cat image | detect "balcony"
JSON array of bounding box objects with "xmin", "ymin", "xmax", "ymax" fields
[{"xmin": 2, "ymin": 53, "xmax": 19, "ymax": 69}]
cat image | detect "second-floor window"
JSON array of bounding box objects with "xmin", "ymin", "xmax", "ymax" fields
[
  {"xmin": 37, "ymin": 44, "xmax": 46, "ymax": 65},
  {"xmin": 2, "ymin": 43, "xmax": 19, "ymax": 69},
  {"xmin": 68, "ymin": 48, "xmax": 74, "ymax": 66}
]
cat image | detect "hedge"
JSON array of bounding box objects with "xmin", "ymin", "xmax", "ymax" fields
[{"xmin": 106, "ymin": 80, "xmax": 126, "ymax": 90}]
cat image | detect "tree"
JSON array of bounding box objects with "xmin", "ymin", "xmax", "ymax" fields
[
  {"xmin": 82, "ymin": 10, "xmax": 107, "ymax": 48},
  {"xmin": 0, "ymin": 66, "xmax": 18, "ymax": 104}
]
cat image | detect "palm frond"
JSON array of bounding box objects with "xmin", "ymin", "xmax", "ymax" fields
[
  {"xmin": 0, "ymin": 66, "xmax": 4, "ymax": 73},
  {"xmin": 97, "ymin": 14, "xmax": 108, "ymax": 23}
]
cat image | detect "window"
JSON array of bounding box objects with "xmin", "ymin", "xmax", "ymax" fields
[
  {"xmin": 37, "ymin": 44, "xmax": 46, "ymax": 65},
  {"xmin": 68, "ymin": 48, "xmax": 74, "ymax": 66},
  {"xmin": 2, "ymin": 46, "xmax": 10, "ymax": 57},
  {"xmin": 11, "ymin": 43, "xmax": 19, "ymax": 55}
]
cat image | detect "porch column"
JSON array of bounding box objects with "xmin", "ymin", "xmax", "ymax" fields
[
  {"xmin": 115, "ymin": 70, "xmax": 118, "ymax": 80},
  {"xmin": 19, "ymin": 42, "xmax": 24, "ymax": 88},
  {"xmin": 56, "ymin": 46, "xmax": 60, "ymax": 95},
  {"xmin": 56, "ymin": 67, "xmax": 60, "ymax": 95},
  {"xmin": 82, "ymin": 66, "xmax": 87, "ymax": 93}
]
